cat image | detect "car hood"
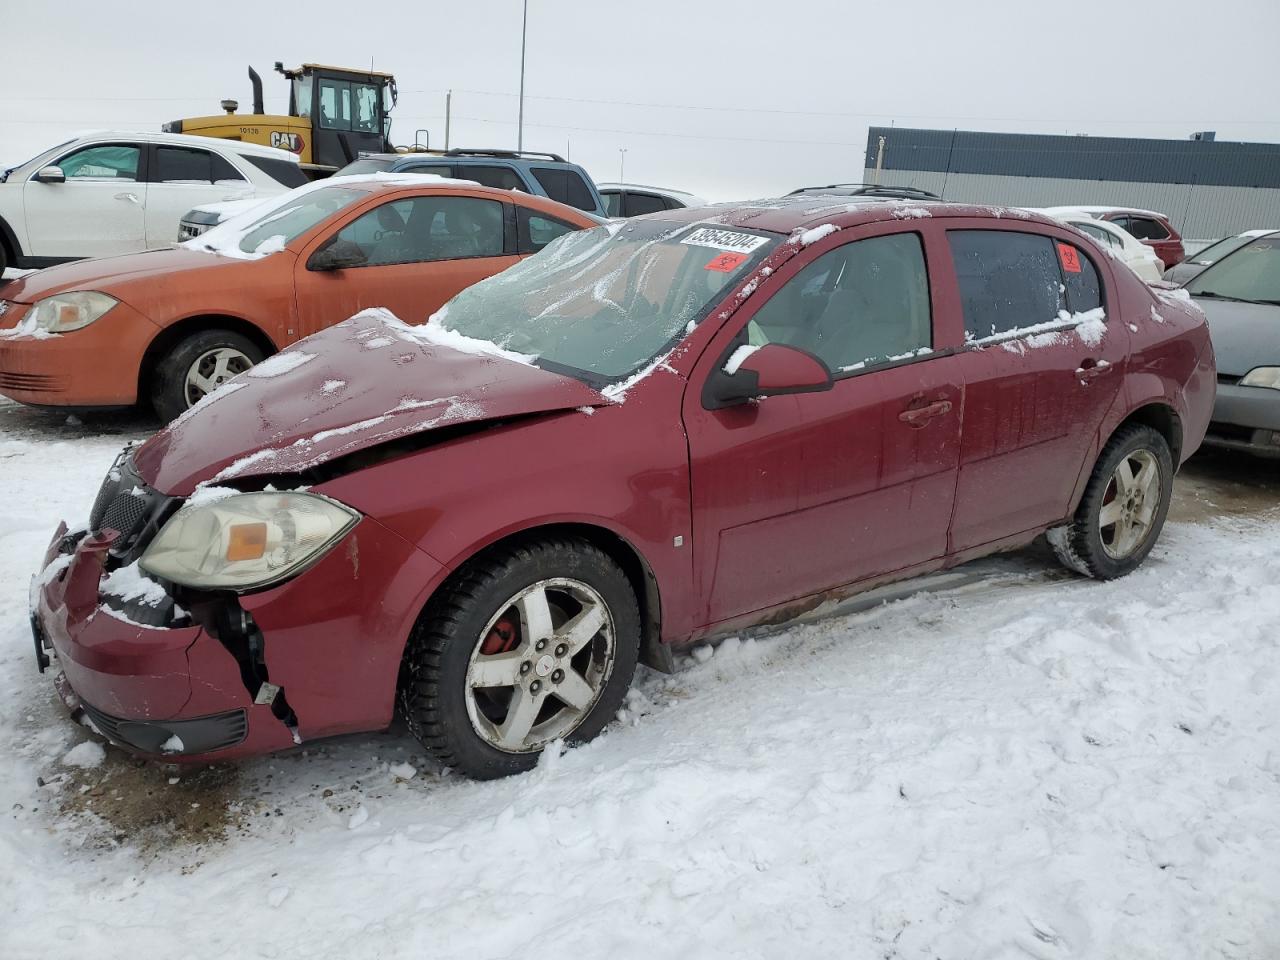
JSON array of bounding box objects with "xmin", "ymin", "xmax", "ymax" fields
[
  {"xmin": 1, "ymin": 248, "xmax": 260, "ymax": 303},
  {"xmin": 1193, "ymin": 297, "xmax": 1280, "ymax": 376},
  {"xmin": 134, "ymin": 309, "xmax": 610, "ymax": 495},
  {"xmin": 1164, "ymin": 261, "xmax": 1207, "ymax": 285}
]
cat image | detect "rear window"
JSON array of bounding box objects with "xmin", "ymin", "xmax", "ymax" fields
[
  {"xmin": 1124, "ymin": 217, "xmax": 1170, "ymax": 241},
  {"xmin": 463, "ymin": 165, "xmax": 527, "ymax": 191},
  {"xmin": 530, "ymin": 166, "xmax": 597, "ymax": 211},
  {"xmin": 333, "ymin": 157, "xmax": 395, "ymax": 177},
  {"xmin": 949, "ymin": 230, "xmax": 1065, "ymax": 340},
  {"xmin": 242, "ymin": 154, "xmax": 308, "ymax": 188},
  {"xmin": 624, "ymin": 192, "xmax": 669, "ymax": 217}
]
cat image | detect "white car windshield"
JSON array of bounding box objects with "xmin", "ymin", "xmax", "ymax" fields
[{"xmin": 438, "ymin": 220, "xmax": 777, "ymax": 383}]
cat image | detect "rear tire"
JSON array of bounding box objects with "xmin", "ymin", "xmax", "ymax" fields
[
  {"xmin": 149, "ymin": 329, "xmax": 264, "ymax": 423},
  {"xmin": 399, "ymin": 537, "xmax": 641, "ymax": 780},
  {"xmin": 1049, "ymin": 423, "xmax": 1173, "ymax": 580}
]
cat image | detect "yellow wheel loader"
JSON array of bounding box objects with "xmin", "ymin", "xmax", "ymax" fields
[{"xmin": 163, "ymin": 63, "xmax": 398, "ymax": 178}]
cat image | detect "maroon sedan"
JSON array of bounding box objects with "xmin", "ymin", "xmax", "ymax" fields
[{"xmin": 31, "ymin": 198, "xmax": 1215, "ymax": 779}]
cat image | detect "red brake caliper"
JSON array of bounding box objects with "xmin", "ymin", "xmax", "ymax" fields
[{"xmin": 481, "ymin": 616, "xmax": 520, "ymax": 656}]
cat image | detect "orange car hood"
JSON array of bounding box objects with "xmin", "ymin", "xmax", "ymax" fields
[
  {"xmin": 134, "ymin": 310, "xmax": 609, "ymax": 495},
  {"xmin": 3, "ymin": 248, "xmax": 268, "ymax": 304}
]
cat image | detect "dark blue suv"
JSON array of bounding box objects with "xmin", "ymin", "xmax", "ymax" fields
[{"xmin": 336, "ymin": 148, "xmax": 607, "ymax": 217}]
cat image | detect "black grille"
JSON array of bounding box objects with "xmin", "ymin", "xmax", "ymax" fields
[
  {"xmin": 81, "ymin": 700, "xmax": 249, "ymax": 755},
  {"xmin": 1217, "ymin": 373, "xmax": 1242, "ymax": 386},
  {"xmin": 88, "ymin": 449, "xmax": 171, "ymax": 558}
]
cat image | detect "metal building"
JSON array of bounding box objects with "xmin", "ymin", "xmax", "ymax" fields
[{"xmin": 862, "ymin": 126, "xmax": 1280, "ymax": 240}]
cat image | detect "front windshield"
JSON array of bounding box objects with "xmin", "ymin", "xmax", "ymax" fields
[
  {"xmin": 2, "ymin": 139, "xmax": 74, "ymax": 181},
  {"xmin": 1187, "ymin": 233, "xmax": 1255, "ymax": 266},
  {"xmin": 235, "ymin": 185, "xmax": 366, "ymax": 255},
  {"xmin": 1185, "ymin": 237, "xmax": 1280, "ymax": 304},
  {"xmin": 438, "ymin": 220, "xmax": 777, "ymax": 383}
]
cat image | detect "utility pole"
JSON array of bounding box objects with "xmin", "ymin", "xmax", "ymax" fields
[
  {"xmin": 518, "ymin": 0, "xmax": 528, "ymax": 151},
  {"xmin": 619, "ymin": 147, "xmax": 627, "ymax": 183},
  {"xmin": 444, "ymin": 89, "xmax": 452, "ymax": 150}
]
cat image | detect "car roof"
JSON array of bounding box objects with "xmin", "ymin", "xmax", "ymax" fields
[
  {"xmin": 358, "ymin": 151, "xmax": 581, "ymax": 169},
  {"xmin": 318, "ymin": 174, "xmax": 603, "ymax": 221},
  {"xmin": 640, "ymin": 195, "xmax": 1060, "ymax": 236},
  {"xmin": 596, "ymin": 182, "xmax": 704, "ymax": 201},
  {"xmin": 55, "ymin": 130, "xmax": 301, "ymax": 163},
  {"xmin": 1060, "ymin": 205, "xmax": 1172, "ymax": 220}
]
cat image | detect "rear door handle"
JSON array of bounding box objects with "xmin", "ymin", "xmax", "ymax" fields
[
  {"xmin": 899, "ymin": 400, "xmax": 953, "ymax": 425},
  {"xmin": 1075, "ymin": 359, "xmax": 1113, "ymax": 381}
]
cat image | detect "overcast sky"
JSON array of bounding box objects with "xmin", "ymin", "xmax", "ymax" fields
[{"xmin": 2, "ymin": 0, "xmax": 1277, "ymax": 200}]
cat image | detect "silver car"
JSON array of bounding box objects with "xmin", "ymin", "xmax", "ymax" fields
[
  {"xmin": 1187, "ymin": 234, "xmax": 1280, "ymax": 457},
  {"xmin": 1166, "ymin": 229, "xmax": 1278, "ymax": 285}
]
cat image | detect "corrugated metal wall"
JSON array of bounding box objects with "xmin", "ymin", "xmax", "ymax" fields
[{"xmin": 861, "ymin": 168, "xmax": 1280, "ymax": 239}]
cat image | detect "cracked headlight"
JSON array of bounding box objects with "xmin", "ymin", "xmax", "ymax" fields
[
  {"xmin": 31, "ymin": 291, "xmax": 119, "ymax": 333},
  {"xmin": 139, "ymin": 492, "xmax": 359, "ymax": 591},
  {"xmin": 1240, "ymin": 367, "xmax": 1280, "ymax": 390}
]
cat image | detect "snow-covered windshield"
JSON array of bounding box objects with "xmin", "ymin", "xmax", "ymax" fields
[
  {"xmin": 1186, "ymin": 236, "xmax": 1280, "ymax": 304},
  {"xmin": 234, "ymin": 186, "xmax": 364, "ymax": 255},
  {"xmin": 438, "ymin": 220, "xmax": 776, "ymax": 383}
]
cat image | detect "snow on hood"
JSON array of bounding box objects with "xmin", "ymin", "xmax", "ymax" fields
[{"xmin": 133, "ymin": 308, "xmax": 609, "ymax": 495}]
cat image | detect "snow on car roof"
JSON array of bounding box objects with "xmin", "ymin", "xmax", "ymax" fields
[{"xmin": 1060, "ymin": 204, "xmax": 1172, "ymax": 220}]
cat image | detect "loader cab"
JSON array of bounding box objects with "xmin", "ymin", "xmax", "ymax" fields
[{"xmin": 277, "ymin": 63, "xmax": 397, "ymax": 171}]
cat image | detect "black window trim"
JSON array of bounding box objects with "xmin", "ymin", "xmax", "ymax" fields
[
  {"xmin": 944, "ymin": 225, "xmax": 1108, "ymax": 349},
  {"xmin": 37, "ymin": 139, "xmax": 149, "ymax": 184},
  {"xmin": 147, "ymin": 143, "xmax": 248, "ymax": 185}
]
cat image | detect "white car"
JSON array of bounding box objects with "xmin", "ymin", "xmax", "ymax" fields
[
  {"xmin": 1037, "ymin": 207, "xmax": 1164, "ymax": 283},
  {"xmin": 597, "ymin": 182, "xmax": 707, "ymax": 218},
  {"xmin": 0, "ymin": 131, "xmax": 307, "ymax": 272}
]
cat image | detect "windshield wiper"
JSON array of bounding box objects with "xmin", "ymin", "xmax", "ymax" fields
[{"xmin": 1195, "ymin": 291, "xmax": 1280, "ymax": 306}]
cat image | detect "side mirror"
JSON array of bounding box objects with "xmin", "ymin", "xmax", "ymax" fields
[
  {"xmin": 35, "ymin": 166, "xmax": 66, "ymax": 184},
  {"xmin": 703, "ymin": 342, "xmax": 833, "ymax": 409},
  {"xmin": 307, "ymin": 238, "xmax": 368, "ymax": 272}
]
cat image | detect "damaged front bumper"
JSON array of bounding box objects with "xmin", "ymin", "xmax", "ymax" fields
[{"xmin": 32, "ymin": 504, "xmax": 445, "ymax": 763}]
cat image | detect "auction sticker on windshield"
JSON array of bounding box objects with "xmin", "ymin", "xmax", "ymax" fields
[{"xmin": 680, "ymin": 227, "xmax": 770, "ymax": 254}]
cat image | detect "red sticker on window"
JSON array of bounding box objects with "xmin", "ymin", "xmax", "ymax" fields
[
  {"xmin": 1057, "ymin": 242, "xmax": 1082, "ymax": 273},
  {"xmin": 705, "ymin": 251, "xmax": 749, "ymax": 272}
]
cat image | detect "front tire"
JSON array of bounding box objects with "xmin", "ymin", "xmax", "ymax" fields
[
  {"xmin": 1049, "ymin": 423, "xmax": 1173, "ymax": 579},
  {"xmin": 150, "ymin": 329, "xmax": 264, "ymax": 423},
  {"xmin": 399, "ymin": 538, "xmax": 641, "ymax": 780}
]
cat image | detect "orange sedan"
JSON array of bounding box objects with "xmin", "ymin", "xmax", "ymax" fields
[{"xmin": 0, "ymin": 176, "xmax": 600, "ymax": 420}]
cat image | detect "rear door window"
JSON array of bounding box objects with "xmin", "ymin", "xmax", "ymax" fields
[
  {"xmin": 463, "ymin": 165, "xmax": 526, "ymax": 191},
  {"xmin": 623, "ymin": 192, "xmax": 668, "ymax": 217},
  {"xmin": 601, "ymin": 191, "xmax": 622, "ymax": 217},
  {"xmin": 948, "ymin": 230, "xmax": 1067, "ymax": 340},
  {"xmin": 155, "ymin": 146, "xmax": 245, "ymax": 184},
  {"xmin": 1058, "ymin": 241, "xmax": 1102, "ymax": 313},
  {"xmin": 529, "ymin": 166, "xmax": 597, "ymax": 211}
]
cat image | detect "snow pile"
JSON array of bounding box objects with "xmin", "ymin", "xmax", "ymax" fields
[
  {"xmin": 989, "ymin": 307, "xmax": 1108, "ymax": 352},
  {"xmin": 723, "ymin": 344, "xmax": 760, "ymax": 374},
  {"xmin": 890, "ymin": 206, "xmax": 932, "ymax": 219},
  {"xmin": 99, "ymin": 561, "xmax": 168, "ymax": 608},
  {"xmin": 791, "ymin": 223, "xmax": 840, "ymax": 246},
  {"xmin": 375, "ymin": 308, "xmax": 535, "ymax": 366},
  {"xmin": 0, "ymin": 309, "xmax": 60, "ymax": 341},
  {"xmin": 60, "ymin": 741, "xmax": 105, "ymax": 769}
]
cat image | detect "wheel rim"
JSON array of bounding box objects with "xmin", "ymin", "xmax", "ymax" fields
[
  {"xmin": 464, "ymin": 578, "xmax": 616, "ymax": 754},
  {"xmin": 1099, "ymin": 448, "xmax": 1161, "ymax": 560},
  {"xmin": 183, "ymin": 347, "xmax": 253, "ymax": 408}
]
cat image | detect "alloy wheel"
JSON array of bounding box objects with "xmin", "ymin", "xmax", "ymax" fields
[
  {"xmin": 1098, "ymin": 448, "xmax": 1161, "ymax": 560},
  {"xmin": 464, "ymin": 578, "xmax": 616, "ymax": 753},
  {"xmin": 184, "ymin": 347, "xmax": 253, "ymax": 408}
]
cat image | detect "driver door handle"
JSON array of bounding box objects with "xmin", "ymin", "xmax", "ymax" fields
[
  {"xmin": 898, "ymin": 400, "xmax": 953, "ymax": 424},
  {"xmin": 114, "ymin": 192, "xmax": 140, "ymax": 205},
  {"xmin": 1075, "ymin": 358, "xmax": 1113, "ymax": 381}
]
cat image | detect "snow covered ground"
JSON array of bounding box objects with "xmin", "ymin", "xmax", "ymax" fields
[{"xmin": 1, "ymin": 399, "xmax": 1278, "ymax": 960}]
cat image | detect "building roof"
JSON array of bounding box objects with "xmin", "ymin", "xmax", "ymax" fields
[{"xmin": 866, "ymin": 126, "xmax": 1280, "ymax": 190}]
